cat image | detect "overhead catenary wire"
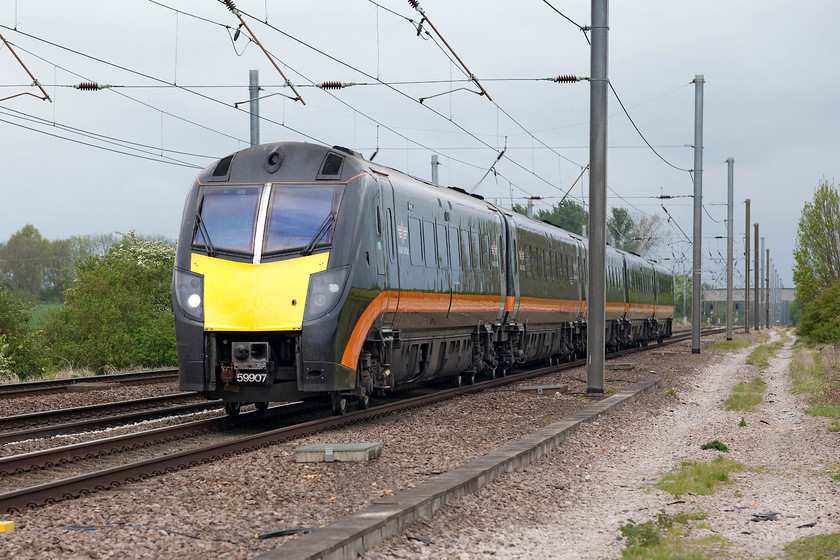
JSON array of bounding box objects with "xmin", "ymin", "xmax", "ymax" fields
[
  {"xmin": 607, "ymin": 80, "xmax": 691, "ymax": 173},
  {"xmin": 8, "ymin": 40, "xmax": 252, "ymax": 148},
  {"xmin": 0, "ymin": 105, "xmax": 218, "ymax": 161},
  {"xmin": 0, "ymin": 24, "xmax": 330, "ymax": 145},
  {"xmin": 198, "ymin": 3, "xmax": 582, "ymax": 195},
  {"xmin": 0, "ymin": 115, "xmax": 202, "ymax": 168}
]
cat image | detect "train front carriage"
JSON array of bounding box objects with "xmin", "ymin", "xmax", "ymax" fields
[{"xmin": 173, "ymin": 142, "xmax": 387, "ymax": 414}]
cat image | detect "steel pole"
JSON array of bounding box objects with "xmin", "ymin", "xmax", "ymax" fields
[
  {"xmin": 761, "ymin": 249, "xmax": 770, "ymax": 329},
  {"xmin": 691, "ymin": 75, "xmax": 705, "ymax": 353},
  {"xmin": 760, "ymin": 238, "xmax": 765, "ymax": 328},
  {"xmin": 726, "ymin": 158, "xmax": 734, "ymax": 340},
  {"xmin": 754, "ymin": 225, "xmax": 760, "ymax": 331},
  {"xmin": 586, "ymin": 0, "xmax": 608, "ymax": 394},
  {"xmin": 249, "ymin": 70, "xmax": 259, "ymax": 146},
  {"xmin": 744, "ymin": 199, "xmax": 750, "ymax": 333}
]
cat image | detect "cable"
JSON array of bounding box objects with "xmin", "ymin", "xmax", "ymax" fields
[
  {"xmin": 0, "ymin": 105, "xmax": 217, "ymax": 162},
  {"xmin": 0, "ymin": 24, "xmax": 329, "ymax": 145},
  {"xmin": 144, "ymin": 2, "xmax": 492, "ymax": 174},
  {"xmin": 224, "ymin": 4, "xmax": 578, "ymax": 194},
  {"xmin": 702, "ymin": 204, "xmax": 726, "ymax": 224},
  {"xmin": 607, "ymin": 80, "xmax": 691, "ymax": 173},
  {"xmin": 0, "ymin": 116, "xmax": 202, "ymax": 168},
  {"xmin": 540, "ymin": 0, "xmax": 591, "ymax": 45},
  {"xmin": 8, "ymin": 40, "xmax": 250, "ymax": 147}
]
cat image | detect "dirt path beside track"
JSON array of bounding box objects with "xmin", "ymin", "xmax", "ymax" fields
[{"xmin": 365, "ymin": 330, "xmax": 840, "ymax": 559}]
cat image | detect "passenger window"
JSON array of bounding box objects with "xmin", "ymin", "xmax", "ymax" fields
[
  {"xmin": 471, "ymin": 232, "xmax": 480, "ymax": 268},
  {"xmin": 450, "ymin": 227, "xmax": 460, "ymax": 270},
  {"xmin": 461, "ymin": 230, "xmax": 471, "ymax": 269},
  {"xmin": 409, "ymin": 217, "xmax": 422, "ymax": 265},
  {"xmin": 423, "ymin": 220, "xmax": 436, "ymax": 268},
  {"xmin": 480, "ymin": 235, "xmax": 489, "ymax": 268},
  {"xmin": 437, "ymin": 224, "xmax": 448, "ymax": 268}
]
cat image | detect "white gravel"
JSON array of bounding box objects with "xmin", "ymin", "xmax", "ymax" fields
[{"xmin": 364, "ymin": 329, "xmax": 840, "ymax": 559}]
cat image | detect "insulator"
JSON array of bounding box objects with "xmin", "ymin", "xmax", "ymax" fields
[
  {"xmin": 407, "ymin": 0, "xmax": 420, "ymax": 8},
  {"xmin": 553, "ymin": 75, "xmax": 580, "ymax": 83},
  {"xmin": 222, "ymin": 0, "xmax": 238, "ymax": 13},
  {"xmin": 318, "ymin": 81, "xmax": 351, "ymax": 90},
  {"xmin": 75, "ymin": 82, "xmax": 100, "ymax": 91}
]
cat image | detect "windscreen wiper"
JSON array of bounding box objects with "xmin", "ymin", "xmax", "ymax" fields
[
  {"xmin": 194, "ymin": 212, "xmax": 217, "ymax": 257},
  {"xmin": 301, "ymin": 211, "xmax": 336, "ymax": 256}
]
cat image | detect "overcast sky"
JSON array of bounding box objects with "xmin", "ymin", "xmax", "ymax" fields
[{"xmin": 2, "ymin": 0, "xmax": 838, "ymax": 287}]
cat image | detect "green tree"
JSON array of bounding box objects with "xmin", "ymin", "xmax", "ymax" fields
[
  {"xmin": 0, "ymin": 224, "xmax": 51, "ymax": 301},
  {"xmin": 514, "ymin": 200, "xmax": 589, "ymax": 235},
  {"xmin": 42, "ymin": 232, "xmax": 177, "ymax": 371},
  {"xmin": 537, "ymin": 200, "xmax": 588, "ymax": 235},
  {"xmin": 793, "ymin": 179, "xmax": 840, "ymax": 306},
  {"xmin": 608, "ymin": 207, "xmax": 637, "ymax": 252}
]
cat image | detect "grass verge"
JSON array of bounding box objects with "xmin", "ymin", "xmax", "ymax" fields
[
  {"xmin": 619, "ymin": 511, "xmax": 730, "ymax": 559},
  {"xmin": 723, "ymin": 378, "xmax": 767, "ymax": 412},
  {"xmin": 746, "ymin": 340, "xmax": 785, "ymax": 369},
  {"xmin": 657, "ymin": 455, "xmax": 745, "ymax": 497},
  {"xmin": 708, "ymin": 331, "xmax": 769, "ymax": 351},
  {"xmin": 782, "ymin": 533, "xmax": 840, "ymax": 559},
  {"xmin": 790, "ymin": 343, "xmax": 840, "ymax": 427}
]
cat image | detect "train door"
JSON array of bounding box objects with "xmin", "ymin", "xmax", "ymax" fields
[
  {"xmin": 501, "ymin": 213, "xmax": 519, "ymax": 323},
  {"xmin": 377, "ymin": 176, "xmax": 400, "ymax": 326},
  {"xmin": 574, "ymin": 238, "xmax": 587, "ymax": 320}
]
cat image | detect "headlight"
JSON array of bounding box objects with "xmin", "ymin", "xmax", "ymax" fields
[
  {"xmin": 174, "ymin": 267, "xmax": 204, "ymax": 322},
  {"xmin": 303, "ymin": 265, "xmax": 351, "ymax": 321}
]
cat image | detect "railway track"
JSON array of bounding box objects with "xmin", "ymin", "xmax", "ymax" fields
[
  {"xmin": 0, "ymin": 368, "xmax": 178, "ymax": 398},
  {"xmin": 0, "ymin": 395, "xmax": 224, "ymax": 445},
  {"xmin": 0, "ymin": 327, "xmax": 721, "ymax": 513}
]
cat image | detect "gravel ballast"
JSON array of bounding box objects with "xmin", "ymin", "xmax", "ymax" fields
[{"xmin": 2, "ymin": 330, "xmax": 833, "ymax": 559}]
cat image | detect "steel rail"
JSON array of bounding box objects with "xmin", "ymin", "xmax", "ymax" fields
[
  {"xmin": 0, "ymin": 400, "xmax": 222, "ymax": 445},
  {"xmin": 0, "ymin": 393, "xmax": 207, "ymax": 429},
  {"xmin": 0, "ymin": 327, "xmax": 723, "ymax": 513},
  {"xmin": 0, "ymin": 369, "xmax": 178, "ymax": 398}
]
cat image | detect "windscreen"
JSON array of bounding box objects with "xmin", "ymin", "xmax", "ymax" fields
[
  {"xmin": 193, "ymin": 186, "xmax": 261, "ymax": 255},
  {"xmin": 262, "ymin": 184, "xmax": 344, "ymax": 255}
]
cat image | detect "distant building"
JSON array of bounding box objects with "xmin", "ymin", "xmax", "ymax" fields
[{"xmin": 700, "ymin": 288, "xmax": 795, "ymax": 326}]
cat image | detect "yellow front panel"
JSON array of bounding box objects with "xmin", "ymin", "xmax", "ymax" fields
[{"xmin": 191, "ymin": 252, "xmax": 329, "ymax": 331}]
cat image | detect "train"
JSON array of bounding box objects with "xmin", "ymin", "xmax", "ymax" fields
[{"xmin": 172, "ymin": 141, "xmax": 674, "ymax": 415}]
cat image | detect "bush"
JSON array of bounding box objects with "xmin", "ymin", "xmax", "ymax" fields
[
  {"xmin": 42, "ymin": 232, "xmax": 177, "ymax": 372},
  {"xmin": 797, "ymin": 279, "xmax": 840, "ymax": 343},
  {"xmin": 0, "ymin": 286, "xmax": 46, "ymax": 380}
]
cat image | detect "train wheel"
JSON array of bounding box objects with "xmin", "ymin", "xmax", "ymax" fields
[
  {"xmin": 466, "ymin": 373, "xmax": 476, "ymax": 385},
  {"xmin": 224, "ymin": 402, "xmax": 241, "ymax": 416},
  {"xmin": 485, "ymin": 368, "xmax": 497, "ymax": 380},
  {"xmin": 357, "ymin": 390, "xmax": 370, "ymax": 410},
  {"xmin": 330, "ymin": 392, "xmax": 347, "ymax": 416},
  {"xmin": 255, "ymin": 402, "xmax": 269, "ymax": 412}
]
